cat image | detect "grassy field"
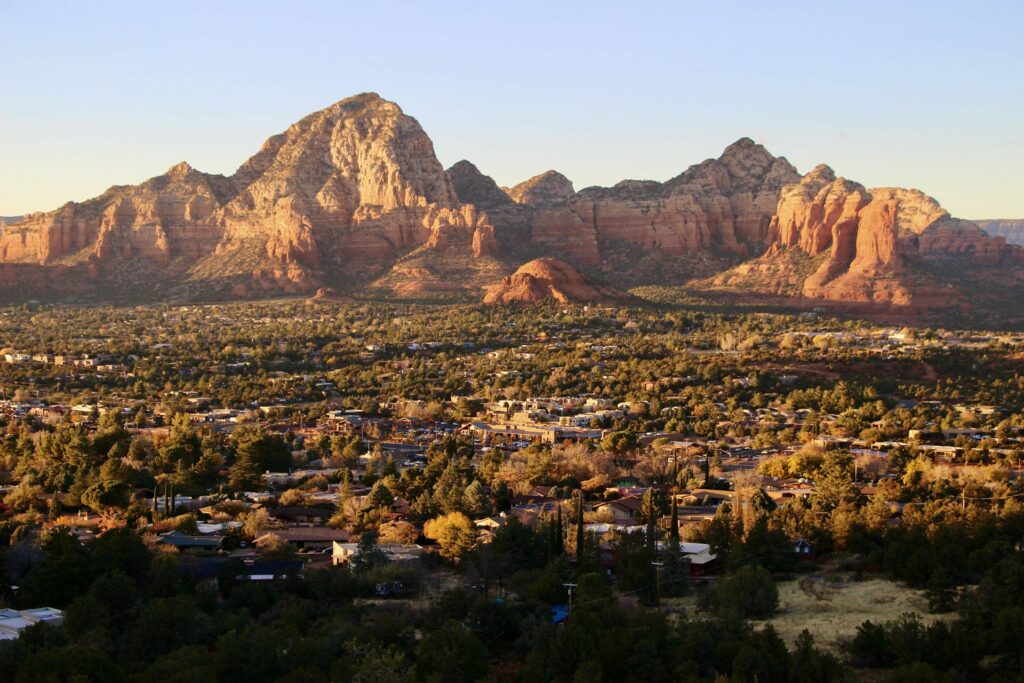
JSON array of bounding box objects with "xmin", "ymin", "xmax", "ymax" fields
[
  {"xmin": 663, "ymin": 574, "xmax": 952, "ymax": 654},
  {"xmin": 753, "ymin": 576, "xmax": 952, "ymax": 652}
]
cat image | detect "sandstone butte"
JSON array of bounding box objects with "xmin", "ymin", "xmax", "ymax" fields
[
  {"xmin": 1, "ymin": 92, "xmax": 1022, "ymax": 312},
  {"xmin": 705, "ymin": 165, "xmax": 1024, "ymax": 311},
  {"xmin": 482, "ymin": 258, "xmax": 626, "ymax": 305}
]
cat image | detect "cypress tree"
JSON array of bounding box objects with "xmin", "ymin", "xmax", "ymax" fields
[
  {"xmin": 670, "ymin": 491, "xmax": 680, "ymax": 551},
  {"xmin": 546, "ymin": 514, "xmax": 555, "ymax": 562},
  {"xmin": 575, "ymin": 489, "xmax": 585, "ymax": 563},
  {"xmin": 555, "ymin": 503, "xmax": 564, "ymax": 556},
  {"xmin": 643, "ymin": 488, "xmax": 657, "ymax": 552}
]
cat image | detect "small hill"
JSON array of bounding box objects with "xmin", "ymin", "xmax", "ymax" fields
[
  {"xmin": 483, "ymin": 258, "xmax": 624, "ymax": 305},
  {"xmin": 504, "ymin": 171, "xmax": 574, "ymax": 207}
]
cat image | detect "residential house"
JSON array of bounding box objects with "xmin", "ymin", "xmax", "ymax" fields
[
  {"xmin": 594, "ymin": 495, "xmax": 644, "ymax": 524},
  {"xmin": 0, "ymin": 608, "xmax": 64, "ymax": 640},
  {"xmin": 157, "ymin": 530, "xmax": 224, "ymax": 552},
  {"xmin": 257, "ymin": 527, "xmax": 348, "ymax": 552},
  {"xmin": 332, "ymin": 541, "xmax": 424, "ymax": 566}
]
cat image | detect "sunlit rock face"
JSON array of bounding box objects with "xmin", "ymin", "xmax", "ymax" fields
[{"xmin": 2, "ymin": 94, "xmax": 1021, "ymax": 310}]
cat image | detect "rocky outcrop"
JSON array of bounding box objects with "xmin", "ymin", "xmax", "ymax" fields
[
  {"xmin": 211, "ymin": 93, "xmax": 494, "ymax": 289},
  {"xmin": 708, "ymin": 165, "xmax": 1024, "ymax": 310},
  {"xmin": 448, "ymin": 160, "xmax": 514, "ymax": 209},
  {"xmin": 506, "ymin": 171, "xmax": 575, "ymax": 207},
  {"xmin": 483, "ymin": 258, "xmax": 624, "ymax": 305},
  {"xmin": 306, "ymin": 287, "xmax": 349, "ymax": 304}
]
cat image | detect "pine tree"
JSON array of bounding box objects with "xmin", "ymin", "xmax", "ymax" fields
[
  {"xmin": 462, "ymin": 480, "xmax": 488, "ymax": 516},
  {"xmin": 434, "ymin": 462, "xmax": 468, "ymax": 514}
]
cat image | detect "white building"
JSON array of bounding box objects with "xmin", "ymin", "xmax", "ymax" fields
[{"xmin": 0, "ymin": 607, "xmax": 64, "ymax": 640}]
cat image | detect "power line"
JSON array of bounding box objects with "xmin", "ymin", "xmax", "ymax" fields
[{"xmin": 569, "ymin": 537, "xmax": 797, "ymax": 611}]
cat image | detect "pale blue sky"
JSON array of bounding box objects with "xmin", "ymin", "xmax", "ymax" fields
[{"xmin": 1, "ymin": 1, "xmax": 1021, "ymax": 218}]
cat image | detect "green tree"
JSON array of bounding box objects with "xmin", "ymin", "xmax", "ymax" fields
[
  {"xmin": 601, "ymin": 431, "xmax": 637, "ymax": 455},
  {"xmin": 81, "ymin": 480, "xmax": 131, "ymax": 513},
  {"xmin": 713, "ymin": 564, "xmax": 779, "ymax": 619},
  {"xmin": 415, "ymin": 620, "xmax": 488, "ymax": 683},
  {"xmin": 229, "ymin": 429, "xmax": 292, "ymax": 490},
  {"xmin": 462, "ymin": 480, "xmax": 489, "ymax": 517}
]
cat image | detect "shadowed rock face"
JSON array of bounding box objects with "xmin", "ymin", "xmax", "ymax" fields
[
  {"xmin": 482, "ymin": 257, "xmax": 624, "ymax": 305},
  {"xmin": 447, "ymin": 160, "xmax": 514, "ymax": 210},
  {"xmin": 2, "ymin": 93, "xmax": 1021, "ymax": 311}
]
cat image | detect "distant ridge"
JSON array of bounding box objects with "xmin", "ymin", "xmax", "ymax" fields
[{"xmin": 975, "ymin": 219, "xmax": 1024, "ymax": 246}]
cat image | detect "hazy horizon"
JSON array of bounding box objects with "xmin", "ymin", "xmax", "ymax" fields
[{"xmin": 2, "ymin": 1, "xmax": 1022, "ymax": 219}]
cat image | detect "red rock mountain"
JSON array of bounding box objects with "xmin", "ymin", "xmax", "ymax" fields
[
  {"xmin": 482, "ymin": 258, "xmax": 625, "ymax": 305},
  {"xmin": 2, "ymin": 93, "xmax": 1021, "ymax": 314},
  {"xmin": 0, "ymin": 94, "xmax": 494, "ymax": 298}
]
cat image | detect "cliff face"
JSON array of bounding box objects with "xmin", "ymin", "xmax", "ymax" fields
[
  {"xmin": 447, "ymin": 138, "xmax": 801, "ymax": 280},
  {"xmin": 0, "ymin": 163, "xmax": 234, "ymax": 266},
  {"xmin": 218, "ymin": 93, "xmax": 470, "ymax": 268},
  {"xmin": 207, "ymin": 93, "xmax": 497, "ymax": 295},
  {"xmin": 482, "ymin": 257, "xmax": 624, "ymax": 305},
  {"xmin": 521, "ymin": 138, "xmax": 800, "ymax": 265}
]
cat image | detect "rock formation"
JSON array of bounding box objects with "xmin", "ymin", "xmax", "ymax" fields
[
  {"xmin": 505, "ymin": 171, "xmax": 575, "ymax": 207},
  {"xmin": 708, "ymin": 166, "xmax": 1024, "ymax": 310},
  {"xmin": 1, "ymin": 93, "xmax": 1021, "ymax": 314},
  {"xmin": 306, "ymin": 287, "xmax": 349, "ymax": 304},
  {"xmin": 483, "ymin": 258, "xmax": 624, "ymax": 305},
  {"xmin": 519, "ymin": 139, "xmax": 800, "ymax": 266},
  {"xmin": 0, "ymin": 93, "xmax": 495, "ymax": 299}
]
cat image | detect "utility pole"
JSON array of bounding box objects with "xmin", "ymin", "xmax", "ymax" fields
[
  {"xmin": 563, "ymin": 582, "xmax": 577, "ymax": 617},
  {"xmin": 651, "ymin": 561, "xmax": 664, "ymax": 608}
]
